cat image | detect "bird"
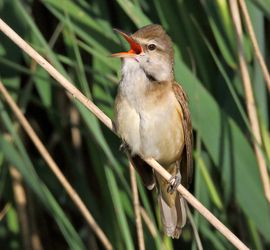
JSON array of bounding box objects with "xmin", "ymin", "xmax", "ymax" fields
[{"xmin": 111, "ymin": 24, "xmax": 193, "ymax": 238}]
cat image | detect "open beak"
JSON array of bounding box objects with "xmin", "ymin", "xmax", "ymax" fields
[{"xmin": 111, "ymin": 29, "xmax": 142, "ymax": 58}]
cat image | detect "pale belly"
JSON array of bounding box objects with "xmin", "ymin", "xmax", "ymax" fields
[{"xmin": 115, "ymin": 96, "xmax": 185, "ymax": 166}]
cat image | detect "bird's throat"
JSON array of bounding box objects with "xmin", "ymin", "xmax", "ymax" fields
[{"xmin": 120, "ymin": 59, "xmax": 151, "ymax": 106}]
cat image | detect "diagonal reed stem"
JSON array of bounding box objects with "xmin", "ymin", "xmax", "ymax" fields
[
  {"xmin": 0, "ymin": 17, "xmax": 249, "ymax": 250},
  {"xmin": 0, "ymin": 82, "xmax": 113, "ymax": 250}
]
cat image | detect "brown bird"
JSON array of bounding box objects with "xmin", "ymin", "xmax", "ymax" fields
[{"xmin": 112, "ymin": 24, "xmax": 193, "ymax": 238}]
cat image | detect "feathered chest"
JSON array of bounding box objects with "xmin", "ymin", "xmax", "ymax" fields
[{"xmin": 114, "ymin": 60, "xmax": 184, "ymax": 165}]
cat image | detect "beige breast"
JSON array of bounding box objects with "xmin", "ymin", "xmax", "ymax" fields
[
  {"xmin": 115, "ymin": 89, "xmax": 185, "ymax": 167},
  {"xmin": 114, "ymin": 94, "xmax": 141, "ymax": 154}
]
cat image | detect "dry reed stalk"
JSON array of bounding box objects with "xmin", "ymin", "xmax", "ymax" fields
[
  {"xmin": 238, "ymin": 0, "xmax": 270, "ymax": 93},
  {"xmin": 129, "ymin": 161, "xmax": 145, "ymax": 250},
  {"xmin": 0, "ymin": 203, "xmax": 10, "ymax": 221},
  {"xmin": 0, "ymin": 82, "xmax": 113, "ymax": 250},
  {"xmin": 140, "ymin": 207, "xmax": 157, "ymax": 237},
  {"xmin": 229, "ymin": 0, "xmax": 270, "ymax": 204},
  {"xmin": 9, "ymin": 166, "xmax": 32, "ymax": 250},
  {"xmin": 27, "ymin": 190, "xmax": 44, "ymax": 250}
]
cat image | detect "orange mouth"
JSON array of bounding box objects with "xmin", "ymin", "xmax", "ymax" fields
[{"xmin": 111, "ymin": 29, "xmax": 142, "ymax": 58}]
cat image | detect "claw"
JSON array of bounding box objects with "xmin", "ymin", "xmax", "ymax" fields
[
  {"xmin": 167, "ymin": 172, "xmax": 181, "ymax": 194},
  {"xmin": 119, "ymin": 141, "xmax": 130, "ymax": 153}
]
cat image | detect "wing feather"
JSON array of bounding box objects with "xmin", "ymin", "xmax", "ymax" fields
[{"xmin": 172, "ymin": 83, "xmax": 193, "ymax": 187}]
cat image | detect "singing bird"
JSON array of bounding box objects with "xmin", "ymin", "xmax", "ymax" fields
[{"xmin": 112, "ymin": 24, "xmax": 193, "ymax": 238}]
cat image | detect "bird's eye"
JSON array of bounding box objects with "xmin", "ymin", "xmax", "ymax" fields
[{"xmin": 148, "ymin": 44, "xmax": 156, "ymax": 51}]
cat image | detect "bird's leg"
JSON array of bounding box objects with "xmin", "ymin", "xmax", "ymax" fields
[
  {"xmin": 167, "ymin": 171, "xmax": 181, "ymax": 194},
  {"xmin": 119, "ymin": 140, "xmax": 130, "ymax": 153}
]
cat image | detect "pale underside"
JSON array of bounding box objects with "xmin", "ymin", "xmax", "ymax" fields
[{"xmin": 115, "ymin": 58, "xmax": 185, "ymax": 167}]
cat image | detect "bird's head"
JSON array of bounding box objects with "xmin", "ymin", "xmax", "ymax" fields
[{"xmin": 111, "ymin": 24, "xmax": 174, "ymax": 82}]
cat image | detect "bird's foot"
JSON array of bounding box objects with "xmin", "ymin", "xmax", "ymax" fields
[
  {"xmin": 167, "ymin": 172, "xmax": 181, "ymax": 194},
  {"xmin": 119, "ymin": 140, "xmax": 130, "ymax": 153}
]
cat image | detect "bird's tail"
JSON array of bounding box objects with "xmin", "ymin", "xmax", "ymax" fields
[
  {"xmin": 158, "ymin": 192, "xmax": 187, "ymax": 238},
  {"xmin": 155, "ymin": 163, "xmax": 187, "ymax": 239}
]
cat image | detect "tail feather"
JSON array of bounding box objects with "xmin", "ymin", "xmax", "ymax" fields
[
  {"xmin": 155, "ymin": 162, "xmax": 187, "ymax": 238},
  {"xmin": 159, "ymin": 194, "xmax": 177, "ymax": 237},
  {"xmin": 177, "ymin": 193, "xmax": 187, "ymax": 228},
  {"xmin": 159, "ymin": 192, "xmax": 187, "ymax": 239}
]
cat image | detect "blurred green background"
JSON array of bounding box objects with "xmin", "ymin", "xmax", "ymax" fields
[{"xmin": 0, "ymin": 0, "xmax": 270, "ymax": 249}]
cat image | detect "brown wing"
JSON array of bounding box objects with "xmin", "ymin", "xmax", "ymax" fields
[{"xmin": 172, "ymin": 82, "xmax": 193, "ymax": 187}]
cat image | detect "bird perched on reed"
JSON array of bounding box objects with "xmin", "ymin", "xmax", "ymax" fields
[{"xmin": 112, "ymin": 24, "xmax": 193, "ymax": 238}]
